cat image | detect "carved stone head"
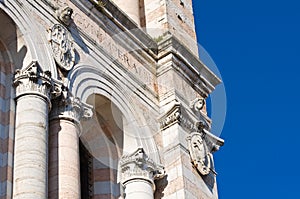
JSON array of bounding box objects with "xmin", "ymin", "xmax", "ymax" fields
[{"xmin": 58, "ymin": 7, "xmax": 73, "ymax": 26}]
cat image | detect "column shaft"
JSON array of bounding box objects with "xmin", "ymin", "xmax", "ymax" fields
[
  {"xmin": 120, "ymin": 148, "xmax": 165, "ymax": 199},
  {"xmin": 13, "ymin": 94, "xmax": 49, "ymax": 199},
  {"xmin": 49, "ymin": 119, "xmax": 81, "ymax": 199},
  {"xmin": 124, "ymin": 179, "xmax": 153, "ymax": 199},
  {"xmin": 48, "ymin": 95, "xmax": 92, "ymax": 198}
]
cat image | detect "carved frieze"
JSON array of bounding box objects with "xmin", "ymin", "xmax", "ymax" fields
[
  {"xmin": 159, "ymin": 99, "xmax": 210, "ymax": 132},
  {"xmin": 120, "ymin": 148, "xmax": 165, "ymax": 187},
  {"xmin": 48, "ymin": 24, "xmax": 75, "ymax": 71}
]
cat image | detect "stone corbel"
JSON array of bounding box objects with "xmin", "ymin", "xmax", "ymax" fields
[
  {"xmin": 13, "ymin": 60, "xmax": 53, "ymax": 106},
  {"xmin": 50, "ymin": 78, "xmax": 63, "ymax": 99},
  {"xmin": 120, "ymin": 148, "xmax": 165, "ymax": 190}
]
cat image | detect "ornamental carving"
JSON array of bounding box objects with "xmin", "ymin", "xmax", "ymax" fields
[
  {"xmin": 120, "ymin": 148, "xmax": 165, "ymax": 186},
  {"xmin": 159, "ymin": 100, "xmax": 210, "ymax": 132},
  {"xmin": 187, "ymin": 132, "xmax": 213, "ymax": 175},
  {"xmin": 48, "ymin": 24, "xmax": 75, "ymax": 71},
  {"xmin": 57, "ymin": 7, "xmax": 73, "ymax": 26},
  {"xmin": 13, "ymin": 61, "xmax": 53, "ymax": 101},
  {"xmin": 187, "ymin": 130, "xmax": 224, "ymax": 176},
  {"xmin": 50, "ymin": 90, "xmax": 93, "ymax": 125},
  {"xmin": 190, "ymin": 98, "xmax": 205, "ymax": 112}
]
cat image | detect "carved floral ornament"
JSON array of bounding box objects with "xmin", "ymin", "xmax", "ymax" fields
[{"xmin": 120, "ymin": 148, "xmax": 165, "ymax": 188}]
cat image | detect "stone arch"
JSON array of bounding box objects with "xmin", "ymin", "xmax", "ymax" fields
[
  {"xmin": 68, "ymin": 64, "xmax": 161, "ymax": 161},
  {"xmin": 0, "ymin": 8, "xmax": 19, "ymax": 198},
  {"xmin": 0, "ymin": 1, "xmax": 57, "ymax": 78},
  {"xmin": 68, "ymin": 63, "xmax": 162, "ymax": 197}
]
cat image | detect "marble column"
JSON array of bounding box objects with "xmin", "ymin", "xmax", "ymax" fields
[
  {"xmin": 120, "ymin": 148, "xmax": 165, "ymax": 199},
  {"xmin": 48, "ymin": 94, "xmax": 92, "ymax": 199},
  {"xmin": 12, "ymin": 61, "xmax": 52, "ymax": 199}
]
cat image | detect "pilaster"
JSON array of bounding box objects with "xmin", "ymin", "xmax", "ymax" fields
[{"xmin": 159, "ymin": 98, "xmax": 224, "ymax": 199}]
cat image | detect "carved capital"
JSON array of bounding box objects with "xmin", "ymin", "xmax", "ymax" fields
[
  {"xmin": 13, "ymin": 61, "xmax": 52, "ymax": 105},
  {"xmin": 50, "ymin": 92, "xmax": 93, "ymax": 126},
  {"xmin": 120, "ymin": 148, "xmax": 165, "ymax": 189}
]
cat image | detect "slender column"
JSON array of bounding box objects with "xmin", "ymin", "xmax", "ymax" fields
[
  {"xmin": 48, "ymin": 93, "xmax": 92, "ymax": 199},
  {"xmin": 120, "ymin": 148, "xmax": 165, "ymax": 199},
  {"xmin": 12, "ymin": 61, "xmax": 52, "ymax": 198}
]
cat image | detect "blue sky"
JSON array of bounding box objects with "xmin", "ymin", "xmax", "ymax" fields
[{"xmin": 193, "ymin": 0, "xmax": 300, "ymax": 198}]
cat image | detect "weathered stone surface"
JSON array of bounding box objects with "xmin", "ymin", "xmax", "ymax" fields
[{"xmin": 0, "ymin": 0, "xmax": 224, "ymax": 198}]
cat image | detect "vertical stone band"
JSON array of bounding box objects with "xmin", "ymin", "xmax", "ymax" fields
[
  {"xmin": 12, "ymin": 61, "xmax": 52, "ymax": 199},
  {"xmin": 120, "ymin": 148, "xmax": 165, "ymax": 199},
  {"xmin": 112, "ymin": 0, "xmax": 141, "ymax": 26},
  {"xmin": 48, "ymin": 94, "xmax": 92, "ymax": 199}
]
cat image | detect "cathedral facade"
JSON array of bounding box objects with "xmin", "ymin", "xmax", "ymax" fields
[{"xmin": 0, "ymin": 0, "xmax": 224, "ymax": 198}]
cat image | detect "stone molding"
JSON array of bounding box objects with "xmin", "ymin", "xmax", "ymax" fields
[
  {"xmin": 120, "ymin": 148, "xmax": 165, "ymax": 189},
  {"xmin": 13, "ymin": 61, "xmax": 53, "ymax": 105}
]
